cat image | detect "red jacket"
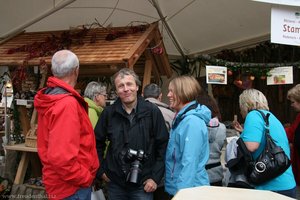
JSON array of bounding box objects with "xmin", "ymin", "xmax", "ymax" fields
[
  {"xmin": 285, "ymin": 113, "xmax": 300, "ymax": 185},
  {"xmin": 34, "ymin": 77, "xmax": 99, "ymax": 199}
]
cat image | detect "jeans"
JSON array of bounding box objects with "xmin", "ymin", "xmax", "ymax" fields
[
  {"xmin": 64, "ymin": 187, "xmax": 92, "ymax": 200},
  {"xmin": 107, "ymin": 181, "xmax": 153, "ymax": 200}
]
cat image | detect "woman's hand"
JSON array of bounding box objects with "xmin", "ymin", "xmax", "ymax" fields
[{"xmin": 232, "ymin": 120, "xmax": 243, "ymax": 132}]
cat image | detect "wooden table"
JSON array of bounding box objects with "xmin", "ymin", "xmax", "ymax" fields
[
  {"xmin": 4, "ymin": 143, "xmax": 40, "ymax": 184},
  {"xmin": 172, "ymin": 186, "xmax": 295, "ymax": 200}
]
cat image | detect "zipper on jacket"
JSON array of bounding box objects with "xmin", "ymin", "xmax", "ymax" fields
[{"xmin": 171, "ymin": 147, "xmax": 176, "ymax": 180}]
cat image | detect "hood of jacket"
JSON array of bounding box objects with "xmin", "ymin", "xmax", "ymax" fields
[
  {"xmin": 84, "ymin": 97, "xmax": 103, "ymax": 114},
  {"xmin": 145, "ymin": 97, "xmax": 171, "ymax": 109},
  {"xmin": 34, "ymin": 76, "xmax": 88, "ymax": 115},
  {"xmin": 172, "ymin": 100, "xmax": 211, "ymax": 129},
  {"xmin": 207, "ymin": 117, "xmax": 220, "ymax": 143}
]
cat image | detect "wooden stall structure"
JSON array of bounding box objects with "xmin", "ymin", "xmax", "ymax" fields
[
  {"xmin": 0, "ymin": 22, "xmax": 172, "ymax": 85},
  {"xmin": 0, "ymin": 22, "xmax": 172, "ymax": 192}
]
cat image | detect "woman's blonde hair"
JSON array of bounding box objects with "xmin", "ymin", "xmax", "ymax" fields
[
  {"xmin": 239, "ymin": 89, "xmax": 269, "ymax": 115},
  {"xmin": 169, "ymin": 76, "xmax": 202, "ymax": 104},
  {"xmin": 287, "ymin": 84, "xmax": 300, "ymax": 103}
]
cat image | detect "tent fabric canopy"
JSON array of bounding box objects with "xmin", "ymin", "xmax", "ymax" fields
[{"xmin": 0, "ymin": 0, "xmax": 273, "ymax": 56}]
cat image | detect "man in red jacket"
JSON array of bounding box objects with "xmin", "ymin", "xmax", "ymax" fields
[{"xmin": 34, "ymin": 50, "xmax": 99, "ymax": 199}]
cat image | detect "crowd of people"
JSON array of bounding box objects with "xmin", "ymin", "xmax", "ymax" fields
[{"xmin": 34, "ymin": 50, "xmax": 300, "ymax": 200}]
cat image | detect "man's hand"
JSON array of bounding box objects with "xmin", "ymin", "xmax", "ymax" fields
[
  {"xmin": 93, "ymin": 178, "xmax": 103, "ymax": 191},
  {"xmin": 102, "ymin": 173, "xmax": 110, "ymax": 182},
  {"xmin": 143, "ymin": 179, "xmax": 157, "ymax": 193}
]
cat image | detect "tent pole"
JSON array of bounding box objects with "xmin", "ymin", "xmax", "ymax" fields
[
  {"xmin": 0, "ymin": 0, "xmax": 76, "ymax": 44},
  {"xmin": 151, "ymin": 0, "xmax": 186, "ymax": 58}
]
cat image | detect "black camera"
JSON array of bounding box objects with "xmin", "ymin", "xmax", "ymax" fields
[{"xmin": 121, "ymin": 148, "xmax": 147, "ymax": 184}]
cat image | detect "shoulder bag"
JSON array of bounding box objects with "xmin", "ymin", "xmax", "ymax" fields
[{"xmin": 248, "ymin": 110, "xmax": 291, "ymax": 184}]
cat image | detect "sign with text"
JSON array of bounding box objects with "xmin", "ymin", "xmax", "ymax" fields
[
  {"xmin": 271, "ymin": 7, "xmax": 300, "ymax": 46},
  {"xmin": 206, "ymin": 66, "xmax": 227, "ymax": 85},
  {"xmin": 267, "ymin": 66, "xmax": 293, "ymax": 85}
]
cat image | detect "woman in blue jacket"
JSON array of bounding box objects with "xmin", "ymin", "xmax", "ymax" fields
[{"xmin": 165, "ymin": 76, "xmax": 211, "ymax": 197}]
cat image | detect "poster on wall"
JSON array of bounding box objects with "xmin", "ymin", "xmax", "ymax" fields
[
  {"xmin": 267, "ymin": 66, "xmax": 293, "ymax": 85},
  {"xmin": 271, "ymin": 7, "xmax": 300, "ymax": 46},
  {"xmin": 206, "ymin": 66, "xmax": 227, "ymax": 85}
]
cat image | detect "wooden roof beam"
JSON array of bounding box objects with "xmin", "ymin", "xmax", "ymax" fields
[{"xmin": 123, "ymin": 22, "xmax": 158, "ymax": 68}]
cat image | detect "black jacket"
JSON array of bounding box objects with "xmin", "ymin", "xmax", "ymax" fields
[{"xmin": 95, "ymin": 96, "xmax": 169, "ymax": 188}]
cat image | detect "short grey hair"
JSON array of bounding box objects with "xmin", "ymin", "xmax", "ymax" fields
[
  {"xmin": 84, "ymin": 81, "xmax": 106, "ymax": 100},
  {"xmin": 112, "ymin": 68, "xmax": 141, "ymax": 88},
  {"xmin": 51, "ymin": 50, "xmax": 79, "ymax": 78},
  {"xmin": 239, "ymin": 89, "xmax": 269, "ymax": 115},
  {"xmin": 143, "ymin": 83, "xmax": 161, "ymax": 99}
]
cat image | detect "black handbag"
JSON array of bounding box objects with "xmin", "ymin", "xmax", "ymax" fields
[{"xmin": 248, "ymin": 110, "xmax": 291, "ymax": 184}]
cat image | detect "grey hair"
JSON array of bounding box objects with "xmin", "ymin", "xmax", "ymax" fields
[
  {"xmin": 51, "ymin": 50, "xmax": 79, "ymax": 78},
  {"xmin": 287, "ymin": 84, "xmax": 300, "ymax": 103},
  {"xmin": 84, "ymin": 81, "xmax": 107, "ymax": 100},
  {"xmin": 112, "ymin": 68, "xmax": 141, "ymax": 88},
  {"xmin": 239, "ymin": 89, "xmax": 269, "ymax": 115},
  {"xmin": 143, "ymin": 83, "xmax": 161, "ymax": 98}
]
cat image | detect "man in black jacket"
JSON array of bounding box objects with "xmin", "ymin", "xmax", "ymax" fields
[{"xmin": 95, "ymin": 68, "xmax": 169, "ymax": 200}]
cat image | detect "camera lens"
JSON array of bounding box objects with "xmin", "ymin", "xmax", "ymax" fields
[{"xmin": 126, "ymin": 160, "xmax": 142, "ymax": 184}]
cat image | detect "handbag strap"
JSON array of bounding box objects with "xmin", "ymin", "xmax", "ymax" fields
[
  {"xmin": 254, "ymin": 110, "xmax": 270, "ymax": 134},
  {"xmin": 254, "ymin": 110, "xmax": 273, "ymax": 150}
]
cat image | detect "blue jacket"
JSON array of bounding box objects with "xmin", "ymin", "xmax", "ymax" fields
[{"xmin": 165, "ymin": 101, "xmax": 211, "ymax": 195}]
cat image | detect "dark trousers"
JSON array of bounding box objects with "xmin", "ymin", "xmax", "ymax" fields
[
  {"xmin": 153, "ymin": 186, "xmax": 171, "ymax": 200},
  {"xmin": 107, "ymin": 181, "xmax": 153, "ymax": 200}
]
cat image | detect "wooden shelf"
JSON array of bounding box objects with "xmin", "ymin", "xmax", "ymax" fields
[
  {"xmin": 24, "ymin": 183, "xmax": 44, "ymax": 190},
  {"xmin": 4, "ymin": 143, "xmax": 37, "ymax": 152}
]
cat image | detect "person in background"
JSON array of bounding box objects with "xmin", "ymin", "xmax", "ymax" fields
[
  {"xmin": 34, "ymin": 50, "xmax": 99, "ymax": 200},
  {"xmin": 232, "ymin": 89, "xmax": 296, "ymax": 198},
  {"xmin": 84, "ymin": 81, "xmax": 107, "ymax": 199},
  {"xmin": 285, "ymin": 84, "xmax": 300, "ymax": 185},
  {"xmin": 143, "ymin": 83, "xmax": 175, "ymax": 132},
  {"xmin": 197, "ymin": 92, "xmax": 226, "ymax": 186},
  {"xmin": 84, "ymin": 81, "xmax": 107, "ymax": 128},
  {"xmin": 95, "ymin": 68, "xmax": 169, "ymax": 200},
  {"xmin": 165, "ymin": 76, "xmax": 211, "ymax": 198},
  {"xmin": 143, "ymin": 83, "xmax": 175, "ymax": 200}
]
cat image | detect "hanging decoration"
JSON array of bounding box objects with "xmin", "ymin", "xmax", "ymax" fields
[{"xmin": 171, "ymin": 41, "xmax": 300, "ymax": 80}]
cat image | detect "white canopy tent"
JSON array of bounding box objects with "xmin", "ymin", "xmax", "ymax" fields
[{"xmin": 0, "ymin": 0, "xmax": 280, "ymax": 57}]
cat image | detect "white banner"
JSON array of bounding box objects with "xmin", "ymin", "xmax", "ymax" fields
[{"xmin": 271, "ymin": 7, "xmax": 300, "ymax": 46}]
